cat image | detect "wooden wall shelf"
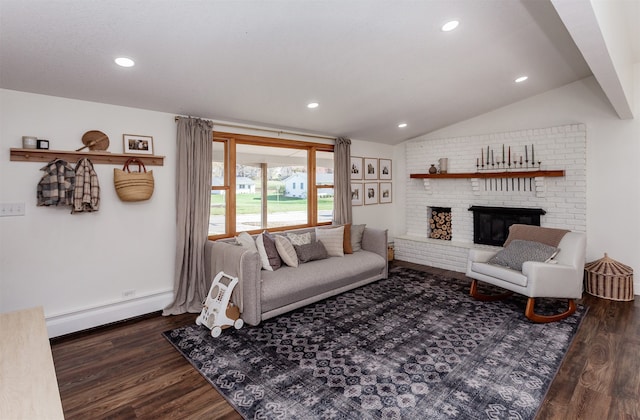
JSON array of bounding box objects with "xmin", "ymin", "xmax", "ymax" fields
[
  {"xmin": 410, "ymin": 170, "xmax": 564, "ymax": 179},
  {"xmin": 9, "ymin": 148, "xmax": 165, "ymax": 166}
]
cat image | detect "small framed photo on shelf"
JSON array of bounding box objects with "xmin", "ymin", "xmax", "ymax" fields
[
  {"xmin": 379, "ymin": 159, "xmax": 392, "ymax": 180},
  {"xmin": 364, "ymin": 182, "xmax": 378, "ymax": 205},
  {"xmin": 351, "ymin": 183, "xmax": 363, "ymax": 206},
  {"xmin": 350, "ymin": 156, "xmax": 363, "ymax": 180},
  {"xmin": 379, "ymin": 182, "xmax": 392, "ymax": 203},
  {"xmin": 364, "ymin": 158, "xmax": 378, "ymax": 180},
  {"xmin": 123, "ymin": 134, "xmax": 154, "ymax": 155},
  {"xmin": 37, "ymin": 139, "xmax": 50, "ymax": 150}
]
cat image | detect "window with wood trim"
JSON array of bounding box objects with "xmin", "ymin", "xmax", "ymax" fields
[{"xmin": 209, "ymin": 132, "xmax": 334, "ymax": 239}]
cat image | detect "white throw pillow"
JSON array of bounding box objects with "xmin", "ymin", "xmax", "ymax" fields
[
  {"xmin": 255, "ymin": 233, "xmax": 274, "ymax": 271},
  {"xmin": 275, "ymin": 236, "xmax": 299, "ymax": 267},
  {"xmin": 315, "ymin": 225, "xmax": 345, "ymax": 257},
  {"xmin": 235, "ymin": 231, "xmax": 257, "ymax": 253}
]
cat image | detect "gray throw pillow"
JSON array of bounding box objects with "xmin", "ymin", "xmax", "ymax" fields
[
  {"xmin": 351, "ymin": 224, "xmax": 366, "ymax": 252},
  {"xmin": 294, "ymin": 241, "xmax": 329, "ymax": 263},
  {"xmin": 488, "ymin": 239, "xmax": 559, "ymax": 271},
  {"xmin": 262, "ymin": 231, "xmax": 282, "ymax": 270}
]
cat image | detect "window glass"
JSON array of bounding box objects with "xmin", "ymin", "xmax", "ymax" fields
[
  {"xmin": 212, "ymin": 141, "xmax": 225, "ymax": 187},
  {"xmin": 235, "ymin": 160, "xmax": 262, "ymax": 232},
  {"xmin": 316, "ymin": 150, "xmax": 334, "ymax": 224},
  {"xmin": 209, "ymin": 133, "xmax": 333, "ymax": 238},
  {"xmin": 210, "ymin": 140, "xmax": 227, "ymax": 236},
  {"xmin": 236, "ymin": 143, "xmax": 308, "ymax": 231}
]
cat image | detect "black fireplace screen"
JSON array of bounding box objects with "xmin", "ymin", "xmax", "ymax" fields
[{"xmin": 468, "ymin": 206, "xmax": 545, "ymax": 246}]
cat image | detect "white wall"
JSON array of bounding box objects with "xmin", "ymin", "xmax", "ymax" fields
[
  {"xmin": 350, "ymin": 139, "xmax": 395, "ymax": 236},
  {"xmin": 404, "ymin": 123, "xmax": 587, "ymax": 237},
  {"xmin": 395, "ymin": 74, "xmax": 640, "ymax": 294},
  {"xmin": 0, "ymin": 89, "xmax": 177, "ymax": 336}
]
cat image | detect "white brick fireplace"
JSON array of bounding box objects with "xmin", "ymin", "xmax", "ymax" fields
[{"xmin": 395, "ymin": 123, "xmax": 587, "ymax": 272}]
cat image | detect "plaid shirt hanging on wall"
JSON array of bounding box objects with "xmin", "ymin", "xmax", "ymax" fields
[{"xmin": 37, "ymin": 159, "xmax": 76, "ymax": 207}]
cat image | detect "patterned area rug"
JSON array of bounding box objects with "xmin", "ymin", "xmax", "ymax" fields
[{"xmin": 163, "ymin": 266, "xmax": 585, "ymax": 419}]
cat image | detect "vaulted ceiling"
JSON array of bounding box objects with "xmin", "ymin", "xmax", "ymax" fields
[{"xmin": 0, "ymin": 1, "xmax": 637, "ymax": 144}]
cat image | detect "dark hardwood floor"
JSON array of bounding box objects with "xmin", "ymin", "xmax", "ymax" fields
[{"xmin": 50, "ymin": 262, "xmax": 640, "ymax": 419}]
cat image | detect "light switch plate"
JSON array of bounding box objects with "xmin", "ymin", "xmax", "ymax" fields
[{"xmin": 0, "ymin": 203, "xmax": 25, "ymax": 217}]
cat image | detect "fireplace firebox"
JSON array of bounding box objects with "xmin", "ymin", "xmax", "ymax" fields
[{"xmin": 468, "ymin": 206, "xmax": 545, "ymax": 246}]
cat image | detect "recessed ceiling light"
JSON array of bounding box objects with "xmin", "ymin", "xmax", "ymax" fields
[
  {"xmin": 307, "ymin": 102, "xmax": 319, "ymax": 109},
  {"xmin": 515, "ymin": 76, "xmax": 528, "ymax": 83},
  {"xmin": 441, "ymin": 20, "xmax": 459, "ymax": 32},
  {"xmin": 115, "ymin": 57, "xmax": 135, "ymax": 67},
  {"xmin": 398, "ymin": 123, "xmax": 408, "ymax": 128}
]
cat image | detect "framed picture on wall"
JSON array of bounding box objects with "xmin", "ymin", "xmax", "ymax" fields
[
  {"xmin": 364, "ymin": 182, "xmax": 378, "ymax": 205},
  {"xmin": 379, "ymin": 182, "xmax": 392, "ymax": 203},
  {"xmin": 351, "ymin": 183, "xmax": 363, "ymax": 206},
  {"xmin": 379, "ymin": 159, "xmax": 392, "ymax": 180},
  {"xmin": 350, "ymin": 157, "xmax": 363, "ymax": 180},
  {"xmin": 123, "ymin": 134, "xmax": 154, "ymax": 155},
  {"xmin": 364, "ymin": 158, "xmax": 378, "ymax": 180}
]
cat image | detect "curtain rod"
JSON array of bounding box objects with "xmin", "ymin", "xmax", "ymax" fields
[{"xmin": 174, "ymin": 116, "xmax": 335, "ymax": 141}]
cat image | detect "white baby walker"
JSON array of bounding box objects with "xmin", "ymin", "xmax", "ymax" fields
[{"xmin": 196, "ymin": 271, "xmax": 244, "ymax": 337}]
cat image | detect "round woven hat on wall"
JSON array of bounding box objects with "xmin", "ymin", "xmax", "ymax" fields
[{"xmin": 78, "ymin": 130, "xmax": 110, "ymax": 151}]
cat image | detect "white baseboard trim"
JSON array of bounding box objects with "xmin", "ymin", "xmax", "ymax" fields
[{"xmin": 46, "ymin": 291, "xmax": 174, "ymax": 338}]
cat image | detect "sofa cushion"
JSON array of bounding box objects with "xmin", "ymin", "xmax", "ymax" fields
[
  {"xmin": 471, "ymin": 262, "xmax": 528, "ymax": 287},
  {"xmin": 315, "ymin": 225, "xmax": 344, "ymax": 257},
  {"xmin": 488, "ymin": 239, "xmax": 558, "ymax": 271},
  {"xmin": 351, "ymin": 224, "xmax": 366, "ymax": 252},
  {"xmin": 275, "ymin": 236, "xmax": 299, "ymax": 267},
  {"xmin": 294, "ymin": 241, "xmax": 329, "ymax": 263},
  {"xmin": 261, "ymin": 250, "xmax": 387, "ymax": 313}
]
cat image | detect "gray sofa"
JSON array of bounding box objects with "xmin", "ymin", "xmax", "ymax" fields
[{"xmin": 204, "ymin": 226, "xmax": 388, "ymax": 326}]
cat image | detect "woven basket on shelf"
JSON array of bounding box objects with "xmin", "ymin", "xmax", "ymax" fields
[{"xmin": 584, "ymin": 253, "xmax": 634, "ymax": 301}]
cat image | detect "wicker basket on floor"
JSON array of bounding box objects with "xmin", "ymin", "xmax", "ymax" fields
[{"xmin": 584, "ymin": 253, "xmax": 634, "ymax": 301}]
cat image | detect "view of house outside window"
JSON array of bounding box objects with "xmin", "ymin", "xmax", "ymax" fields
[{"xmin": 209, "ymin": 137, "xmax": 334, "ymax": 237}]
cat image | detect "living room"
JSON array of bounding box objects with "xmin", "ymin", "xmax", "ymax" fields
[
  {"xmin": 1, "ymin": 1, "xmax": 639, "ymax": 418},
  {"xmin": 2, "ymin": 0, "xmax": 638, "ymax": 336}
]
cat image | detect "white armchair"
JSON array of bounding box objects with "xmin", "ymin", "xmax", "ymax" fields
[{"xmin": 466, "ymin": 227, "xmax": 586, "ymax": 323}]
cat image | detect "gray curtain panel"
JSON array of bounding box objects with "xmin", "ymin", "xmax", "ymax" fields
[
  {"xmin": 163, "ymin": 117, "xmax": 214, "ymax": 315},
  {"xmin": 333, "ymin": 137, "xmax": 352, "ymax": 225}
]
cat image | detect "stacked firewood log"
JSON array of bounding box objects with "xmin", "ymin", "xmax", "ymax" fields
[{"xmin": 429, "ymin": 209, "xmax": 452, "ymax": 240}]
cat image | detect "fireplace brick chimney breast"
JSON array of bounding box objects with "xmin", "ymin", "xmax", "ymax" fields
[{"xmin": 396, "ymin": 123, "xmax": 586, "ymax": 273}]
